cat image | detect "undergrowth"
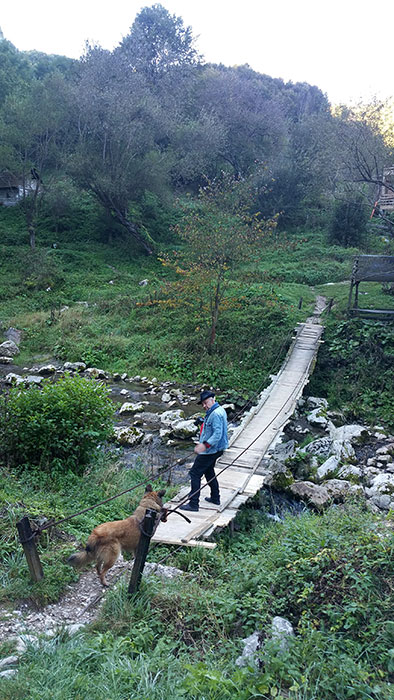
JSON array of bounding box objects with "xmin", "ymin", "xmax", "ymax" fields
[{"xmin": 1, "ymin": 501, "xmax": 392, "ymax": 699}]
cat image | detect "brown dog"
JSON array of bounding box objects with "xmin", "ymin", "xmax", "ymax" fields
[{"xmin": 67, "ymin": 485, "xmax": 166, "ymax": 586}]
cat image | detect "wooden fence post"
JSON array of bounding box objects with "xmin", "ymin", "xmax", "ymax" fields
[
  {"xmin": 127, "ymin": 508, "xmax": 156, "ymax": 597},
  {"xmin": 16, "ymin": 516, "xmax": 44, "ymax": 582}
]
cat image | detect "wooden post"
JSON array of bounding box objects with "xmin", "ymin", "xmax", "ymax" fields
[
  {"xmin": 298, "ymin": 297, "xmax": 303, "ymax": 309},
  {"xmin": 127, "ymin": 509, "xmax": 156, "ymax": 597},
  {"xmin": 16, "ymin": 516, "xmax": 44, "ymax": 582},
  {"xmin": 354, "ymin": 282, "xmax": 360, "ymax": 308},
  {"xmin": 347, "ymin": 281, "xmax": 354, "ymax": 312},
  {"xmin": 327, "ymin": 298, "xmax": 334, "ymax": 314}
]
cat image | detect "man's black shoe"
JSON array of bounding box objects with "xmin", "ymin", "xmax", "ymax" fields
[
  {"xmin": 205, "ymin": 497, "xmax": 220, "ymax": 505},
  {"xmin": 180, "ymin": 503, "xmax": 199, "ymax": 512}
]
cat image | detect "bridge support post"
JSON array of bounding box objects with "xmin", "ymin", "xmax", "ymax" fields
[{"xmin": 128, "ymin": 509, "xmax": 156, "ymax": 597}]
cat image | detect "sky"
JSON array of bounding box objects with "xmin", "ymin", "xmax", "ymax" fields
[{"xmin": 1, "ymin": 0, "xmax": 394, "ymax": 106}]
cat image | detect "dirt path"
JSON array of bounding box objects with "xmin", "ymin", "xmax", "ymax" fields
[
  {"xmin": 306, "ymin": 294, "xmax": 328, "ymax": 323},
  {"xmin": 0, "ymin": 557, "xmax": 181, "ymax": 647}
]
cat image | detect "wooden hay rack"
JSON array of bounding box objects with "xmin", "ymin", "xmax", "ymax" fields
[{"xmin": 347, "ymin": 255, "xmax": 394, "ymax": 319}]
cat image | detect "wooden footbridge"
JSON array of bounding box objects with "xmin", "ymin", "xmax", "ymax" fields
[{"xmin": 153, "ymin": 311, "xmax": 325, "ymax": 549}]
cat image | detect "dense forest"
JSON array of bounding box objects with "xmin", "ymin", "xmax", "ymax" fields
[
  {"xmin": 0, "ymin": 4, "xmax": 393, "ymax": 251},
  {"xmin": 0, "ymin": 6, "xmax": 393, "ymax": 700}
]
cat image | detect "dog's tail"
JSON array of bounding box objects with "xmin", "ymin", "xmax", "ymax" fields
[{"xmin": 67, "ymin": 538, "xmax": 97, "ymax": 569}]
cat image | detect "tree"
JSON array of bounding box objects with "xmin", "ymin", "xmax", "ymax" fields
[
  {"xmin": 335, "ymin": 101, "xmax": 393, "ymax": 195},
  {"xmin": 69, "ymin": 45, "xmax": 171, "ymax": 254},
  {"xmin": 118, "ymin": 3, "xmax": 199, "ymax": 81},
  {"xmin": 0, "ymin": 72, "xmax": 72, "ymax": 247},
  {"xmin": 0, "ymin": 38, "xmax": 32, "ymax": 106},
  {"xmin": 196, "ymin": 65, "xmax": 287, "ymax": 178},
  {"xmin": 328, "ymin": 192, "xmax": 369, "ymax": 247},
  {"xmin": 257, "ymin": 110, "xmax": 338, "ymax": 227},
  {"xmin": 162, "ymin": 174, "xmax": 277, "ymax": 352}
]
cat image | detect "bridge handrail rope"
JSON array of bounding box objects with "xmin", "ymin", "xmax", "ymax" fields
[
  {"xmin": 80, "ymin": 318, "xmax": 320, "ymax": 608},
  {"xmin": 21, "ymin": 321, "xmax": 300, "ymax": 542},
  {"xmin": 23, "ymin": 329, "xmax": 294, "ymax": 539},
  {"xmin": 16, "ymin": 315, "xmax": 321, "ymax": 604},
  {"xmin": 167, "ymin": 324, "xmax": 322, "ymax": 520}
]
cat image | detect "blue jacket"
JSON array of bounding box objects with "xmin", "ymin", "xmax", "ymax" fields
[{"xmin": 199, "ymin": 402, "xmax": 228, "ymax": 454}]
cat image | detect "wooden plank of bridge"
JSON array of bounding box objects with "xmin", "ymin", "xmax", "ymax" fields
[{"xmin": 153, "ymin": 319, "xmax": 324, "ymax": 548}]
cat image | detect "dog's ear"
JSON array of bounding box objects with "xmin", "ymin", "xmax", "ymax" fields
[
  {"xmin": 158, "ymin": 489, "xmax": 166, "ymax": 498},
  {"xmin": 145, "ymin": 484, "xmax": 153, "ymax": 492}
]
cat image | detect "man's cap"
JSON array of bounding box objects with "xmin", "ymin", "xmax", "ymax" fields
[{"xmin": 198, "ymin": 390, "xmax": 215, "ymax": 404}]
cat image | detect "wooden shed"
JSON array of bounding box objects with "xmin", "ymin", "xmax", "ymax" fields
[{"xmin": 0, "ymin": 174, "xmax": 20, "ymax": 206}]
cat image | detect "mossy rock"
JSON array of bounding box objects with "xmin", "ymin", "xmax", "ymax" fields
[{"xmin": 271, "ymin": 470, "xmax": 295, "ymax": 490}]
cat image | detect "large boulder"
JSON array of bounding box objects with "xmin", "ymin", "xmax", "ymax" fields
[
  {"xmin": 160, "ymin": 409, "xmax": 185, "ymax": 427},
  {"xmin": 270, "ymin": 439, "xmax": 297, "ymax": 462},
  {"xmin": 265, "ymin": 460, "xmax": 294, "ymax": 489},
  {"xmin": 113, "ymin": 426, "xmax": 144, "ymax": 446},
  {"xmin": 63, "ymin": 362, "xmax": 86, "ymax": 372},
  {"xmin": 5, "ymin": 373, "xmax": 24, "ymax": 386},
  {"xmin": 139, "ymin": 411, "xmax": 162, "ymax": 425},
  {"xmin": 283, "ymin": 418, "xmax": 311, "ymax": 441},
  {"xmin": 119, "ymin": 402, "xmax": 146, "ymax": 415},
  {"xmin": 25, "ymin": 375, "xmax": 43, "ymax": 386},
  {"xmin": 324, "ymin": 479, "xmax": 363, "ymax": 500},
  {"xmin": 0, "ymin": 340, "xmax": 19, "ymax": 357},
  {"xmin": 304, "ymin": 436, "xmax": 333, "ymax": 458},
  {"xmin": 5, "ymin": 327, "xmax": 22, "ymax": 345},
  {"xmin": 38, "ymin": 364, "xmax": 57, "ymax": 376},
  {"xmin": 235, "ymin": 631, "xmax": 261, "ymax": 667},
  {"xmin": 306, "ymin": 407, "xmax": 330, "ymax": 430},
  {"xmin": 316, "ymin": 455, "xmax": 339, "ymax": 481},
  {"xmin": 338, "ymin": 464, "xmax": 362, "ymax": 480},
  {"xmin": 171, "ymin": 419, "xmax": 199, "ymax": 440},
  {"xmin": 159, "ymin": 427, "xmax": 172, "ymax": 442},
  {"xmin": 366, "ymin": 473, "xmax": 394, "ymax": 497},
  {"xmin": 271, "ymin": 616, "xmax": 295, "ymax": 651},
  {"xmin": 329, "ymin": 424, "xmax": 369, "ymax": 443},
  {"xmin": 365, "ymin": 473, "xmax": 394, "ymax": 511},
  {"xmin": 306, "ymin": 397, "xmax": 328, "ymax": 410},
  {"xmin": 85, "ymin": 367, "xmax": 108, "ymax": 379},
  {"xmin": 332, "ymin": 439, "xmax": 356, "ymax": 461},
  {"xmin": 288, "ymin": 481, "xmax": 331, "ymax": 509}
]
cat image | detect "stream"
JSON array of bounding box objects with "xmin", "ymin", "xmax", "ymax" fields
[
  {"xmin": 0, "ymin": 359, "xmax": 308, "ymax": 516},
  {"xmin": 0, "ymin": 359, "xmax": 238, "ymax": 486}
]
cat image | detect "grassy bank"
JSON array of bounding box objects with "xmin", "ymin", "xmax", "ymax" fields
[
  {"xmin": 1, "ymin": 496, "xmax": 392, "ymax": 699},
  {"xmin": 2, "ymin": 204, "xmax": 392, "ymax": 395},
  {"xmin": 308, "ymin": 281, "xmax": 394, "ymax": 430}
]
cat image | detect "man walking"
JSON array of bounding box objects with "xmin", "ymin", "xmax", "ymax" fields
[{"xmin": 180, "ymin": 390, "xmax": 228, "ymax": 512}]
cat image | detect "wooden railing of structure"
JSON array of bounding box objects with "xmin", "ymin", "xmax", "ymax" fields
[{"xmin": 347, "ymin": 255, "xmax": 394, "ymax": 318}]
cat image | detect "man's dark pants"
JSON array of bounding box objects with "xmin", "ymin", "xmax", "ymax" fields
[{"xmin": 188, "ymin": 451, "xmax": 223, "ymax": 508}]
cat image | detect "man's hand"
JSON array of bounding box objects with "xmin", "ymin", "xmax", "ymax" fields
[{"xmin": 194, "ymin": 443, "xmax": 207, "ymax": 454}]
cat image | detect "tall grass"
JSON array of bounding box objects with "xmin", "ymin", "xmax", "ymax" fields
[{"xmin": 1, "ymin": 502, "xmax": 392, "ymax": 699}]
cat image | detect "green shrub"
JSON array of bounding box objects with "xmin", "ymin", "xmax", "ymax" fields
[
  {"xmin": 328, "ymin": 195, "xmax": 368, "ymax": 247},
  {"xmin": 1, "ymin": 374, "xmax": 114, "ymax": 474}
]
